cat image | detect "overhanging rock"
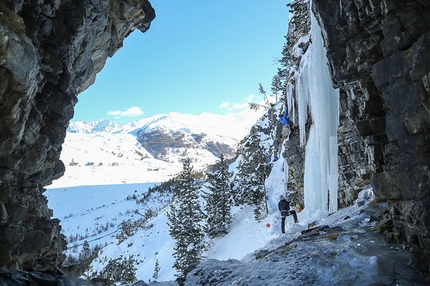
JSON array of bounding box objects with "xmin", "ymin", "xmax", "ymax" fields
[{"xmin": 0, "ymin": 0, "xmax": 155, "ymax": 270}]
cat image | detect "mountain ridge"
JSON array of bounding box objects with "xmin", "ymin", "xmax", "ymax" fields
[
  {"xmin": 61, "ymin": 111, "xmax": 263, "ymax": 173},
  {"xmin": 68, "ymin": 112, "xmax": 261, "ymax": 136}
]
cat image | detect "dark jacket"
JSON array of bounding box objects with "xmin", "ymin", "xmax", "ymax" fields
[{"xmin": 278, "ymin": 199, "xmax": 290, "ymax": 217}]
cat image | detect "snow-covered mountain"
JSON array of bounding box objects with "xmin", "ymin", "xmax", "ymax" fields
[
  {"xmin": 68, "ymin": 118, "xmax": 120, "ymax": 134},
  {"xmin": 51, "ymin": 111, "xmax": 263, "ymax": 188},
  {"xmin": 68, "ymin": 112, "xmax": 261, "ymax": 137}
]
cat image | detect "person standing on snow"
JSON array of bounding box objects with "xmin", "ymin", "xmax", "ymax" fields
[{"xmin": 278, "ymin": 195, "xmax": 298, "ymax": 234}]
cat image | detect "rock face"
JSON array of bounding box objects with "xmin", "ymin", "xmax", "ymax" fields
[
  {"xmin": 0, "ymin": 0, "xmax": 155, "ymax": 269},
  {"xmin": 313, "ymin": 0, "xmax": 430, "ymax": 274}
]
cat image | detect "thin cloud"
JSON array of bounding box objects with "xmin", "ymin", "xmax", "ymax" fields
[
  {"xmin": 107, "ymin": 106, "xmax": 144, "ymax": 118},
  {"xmin": 220, "ymin": 101, "xmax": 230, "ymax": 109}
]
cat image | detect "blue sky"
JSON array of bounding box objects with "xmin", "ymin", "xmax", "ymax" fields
[{"xmin": 73, "ymin": 1, "xmax": 290, "ymax": 124}]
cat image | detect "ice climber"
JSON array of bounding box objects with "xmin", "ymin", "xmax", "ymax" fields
[
  {"xmin": 279, "ymin": 108, "xmax": 291, "ymax": 139},
  {"xmin": 278, "ymin": 195, "xmax": 298, "ymax": 234}
]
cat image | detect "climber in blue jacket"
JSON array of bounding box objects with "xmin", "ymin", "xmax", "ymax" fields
[
  {"xmin": 279, "ymin": 108, "xmax": 291, "ymax": 139},
  {"xmin": 280, "ymin": 108, "xmax": 289, "ymax": 126}
]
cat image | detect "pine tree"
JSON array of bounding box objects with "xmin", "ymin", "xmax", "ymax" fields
[
  {"xmin": 233, "ymin": 132, "xmax": 271, "ymax": 221},
  {"xmin": 77, "ymin": 240, "xmax": 92, "ymax": 270},
  {"xmin": 81, "ymin": 240, "xmax": 91, "ymax": 260},
  {"xmin": 167, "ymin": 158, "xmax": 205, "ymax": 277},
  {"xmin": 152, "ymin": 258, "xmax": 160, "ymax": 281},
  {"xmin": 277, "ymin": 0, "xmax": 311, "ymax": 89},
  {"xmin": 258, "ymin": 82, "xmax": 267, "ymax": 96},
  {"xmin": 203, "ymin": 154, "xmax": 233, "ymax": 238},
  {"xmin": 271, "ymin": 74, "xmax": 283, "ymax": 102}
]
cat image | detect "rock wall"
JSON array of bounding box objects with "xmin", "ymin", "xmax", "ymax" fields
[
  {"xmin": 0, "ymin": 0, "xmax": 155, "ymax": 270},
  {"xmin": 337, "ymin": 87, "xmax": 376, "ymax": 208},
  {"xmin": 313, "ymin": 0, "xmax": 430, "ymax": 274}
]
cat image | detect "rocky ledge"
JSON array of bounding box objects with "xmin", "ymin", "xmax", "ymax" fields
[{"xmin": 0, "ymin": 0, "xmax": 155, "ymax": 269}]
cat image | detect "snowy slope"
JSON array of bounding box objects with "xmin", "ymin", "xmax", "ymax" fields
[
  {"xmin": 45, "ymin": 158, "xmax": 427, "ymax": 285},
  {"xmin": 45, "ymin": 157, "xmax": 306, "ymax": 282},
  {"xmin": 46, "ymin": 150, "xmax": 295, "ymax": 282},
  {"xmin": 50, "ymin": 132, "xmax": 182, "ymax": 188}
]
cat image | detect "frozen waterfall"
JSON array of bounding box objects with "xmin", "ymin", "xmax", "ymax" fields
[{"xmin": 296, "ymin": 9, "xmax": 340, "ymax": 213}]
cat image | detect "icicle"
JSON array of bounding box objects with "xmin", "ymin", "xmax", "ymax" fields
[
  {"xmin": 304, "ymin": 125, "xmax": 321, "ymax": 211},
  {"xmin": 287, "ymin": 81, "xmax": 294, "ymax": 125},
  {"xmin": 297, "ymin": 6, "xmax": 339, "ymax": 213},
  {"xmin": 297, "ymin": 49, "xmax": 311, "ymax": 147},
  {"xmin": 283, "ymin": 156, "xmax": 289, "ymax": 196}
]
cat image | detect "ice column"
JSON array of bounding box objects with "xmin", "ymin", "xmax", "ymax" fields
[{"xmin": 297, "ymin": 9, "xmax": 340, "ymax": 213}]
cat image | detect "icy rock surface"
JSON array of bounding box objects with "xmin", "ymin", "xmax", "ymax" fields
[{"xmin": 173, "ymin": 193, "xmax": 427, "ymax": 286}]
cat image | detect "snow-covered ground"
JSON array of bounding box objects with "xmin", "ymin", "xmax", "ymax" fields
[
  {"xmin": 45, "ymin": 157, "xmax": 427, "ymax": 285},
  {"xmin": 46, "ymin": 158, "xmax": 298, "ymax": 282},
  {"xmin": 182, "ymin": 196, "xmax": 427, "ymax": 286}
]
